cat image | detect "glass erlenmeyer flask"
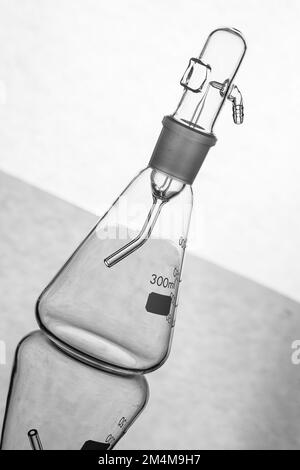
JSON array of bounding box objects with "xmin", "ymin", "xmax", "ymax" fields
[
  {"xmin": 0, "ymin": 331, "xmax": 149, "ymax": 450},
  {"xmin": 37, "ymin": 168, "xmax": 192, "ymax": 373},
  {"xmin": 36, "ymin": 27, "xmax": 246, "ymax": 374}
]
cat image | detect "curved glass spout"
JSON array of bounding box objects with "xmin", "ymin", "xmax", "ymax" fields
[
  {"xmin": 104, "ymin": 169, "xmax": 185, "ymax": 268},
  {"xmin": 104, "ymin": 196, "xmax": 165, "ymax": 267},
  {"xmin": 173, "ymin": 27, "xmax": 247, "ymax": 132}
]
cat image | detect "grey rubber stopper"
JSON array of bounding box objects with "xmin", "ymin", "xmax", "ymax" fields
[{"xmin": 149, "ymin": 116, "xmax": 217, "ymax": 185}]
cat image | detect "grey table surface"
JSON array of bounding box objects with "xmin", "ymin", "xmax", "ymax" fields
[{"xmin": 1, "ymin": 170, "xmax": 300, "ymax": 450}]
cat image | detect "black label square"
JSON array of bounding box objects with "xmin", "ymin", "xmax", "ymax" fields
[{"xmin": 145, "ymin": 292, "xmax": 172, "ymax": 316}]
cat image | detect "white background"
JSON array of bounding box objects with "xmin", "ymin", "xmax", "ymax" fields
[{"xmin": 0, "ymin": 0, "xmax": 299, "ymax": 301}]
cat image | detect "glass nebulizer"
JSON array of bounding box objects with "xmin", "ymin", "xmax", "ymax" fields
[
  {"xmin": 36, "ymin": 28, "xmax": 247, "ymax": 374},
  {"xmin": 1, "ymin": 331, "xmax": 149, "ymax": 450}
]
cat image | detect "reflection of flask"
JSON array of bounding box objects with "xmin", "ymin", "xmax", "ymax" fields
[
  {"xmin": 0, "ymin": 332, "xmax": 149, "ymax": 450},
  {"xmin": 36, "ymin": 28, "xmax": 246, "ymax": 374}
]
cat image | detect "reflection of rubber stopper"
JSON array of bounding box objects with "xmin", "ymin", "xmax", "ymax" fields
[
  {"xmin": 146, "ymin": 292, "xmax": 172, "ymax": 316},
  {"xmin": 28, "ymin": 429, "xmax": 43, "ymax": 450}
]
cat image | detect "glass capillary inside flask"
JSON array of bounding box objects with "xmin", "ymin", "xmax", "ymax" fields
[
  {"xmin": 104, "ymin": 172, "xmax": 185, "ymax": 268},
  {"xmin": 36, "ymin": 27, "xmax": 247, "ymax": 374}
]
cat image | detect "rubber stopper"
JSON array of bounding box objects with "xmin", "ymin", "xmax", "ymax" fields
[{"xmin": 149, "ymin": 116, "xmax": 217, "ymax": 184}]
